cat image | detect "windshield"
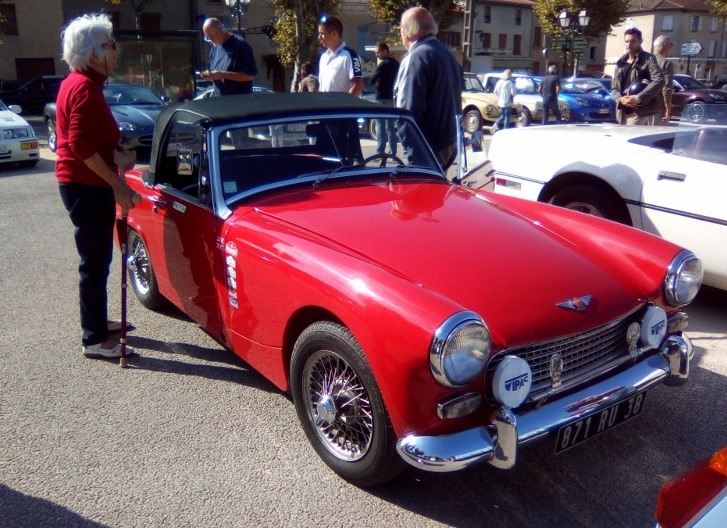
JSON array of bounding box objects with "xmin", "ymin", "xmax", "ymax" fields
[
  {"xmin": 217, "ymin": 115, "xmax": 442, "ymax": 204},
  {"xmin": 103, "ymin": 85, "xmax": 164, "ymax": 105},
  {"xmin": 464, "ymin": 75, "xmax": 485, "ymax": 92},
  {"xmin": 561, "ymin": 86, "xmax": 587, "ymax": 95},
  {"xmin": 676, "ymin": 76, "xmax": 707, "ymax": 90}
]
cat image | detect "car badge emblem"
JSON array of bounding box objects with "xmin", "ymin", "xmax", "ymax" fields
[
  {"xmin": 549, "ymin": 353, "xmax": 564, "ymax": 388},
  {"xmin": 556, "ymin": 295, "xmax": 592, "ymax": 312}
]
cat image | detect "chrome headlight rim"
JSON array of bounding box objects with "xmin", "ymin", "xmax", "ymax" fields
[
  {"xmin": 430, "ymin": 311, "xmax": 491, "ymax": 388},
  {"xmin": 665, "ymin": 249, "xmax": 703, "ymax": 307}
]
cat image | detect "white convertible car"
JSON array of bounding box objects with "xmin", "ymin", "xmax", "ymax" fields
[{"xmin": 488, "ymin": 121, "xmax": 726, "ymax": 290}]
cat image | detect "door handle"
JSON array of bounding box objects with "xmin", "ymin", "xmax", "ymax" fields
[
  {"xmin": 658, "ymin": 170, "xmax": 686, "ymax": 182},
  {"xmin": 149, "ymin": 196, "xmax": 167, "ymax": 212}
]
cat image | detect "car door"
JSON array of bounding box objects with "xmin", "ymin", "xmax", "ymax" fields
[
  {"xmin": 145, "ymin": 119, "xmax": 228, "ymax": 336},
  {"xmin": 640, "ymin": 128, "xmax": 727, "ymax": 289}
]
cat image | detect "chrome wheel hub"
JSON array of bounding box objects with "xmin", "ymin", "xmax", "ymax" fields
[{"xmin": 302, "ymin": 350, "xmax": 374, "ymax": 461}]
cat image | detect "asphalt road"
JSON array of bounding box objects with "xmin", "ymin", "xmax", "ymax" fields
[{"xmin": 1, "ymin": 145, "xmax": 726, "ymax": 528}]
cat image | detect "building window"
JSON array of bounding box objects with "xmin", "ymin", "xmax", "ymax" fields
[
  {"xmin": 590, "ymin": 46, "xmax": 596, "ymax": 60},
  {"xmin": 499, "ymin": 33, "xmax": 507, "ymax": 50},
  {"xmin": 0, "ymin": 4, "xmax": 19, "ymax": 35},
  {"xmin": 709, "ymin": 40, "xmax": 716, "ymax": 58},
  {"xmin": 533, "ymin": 26, "xmax": 542, "ymax": 49},
  {"xmin": 711, "ymin": 17, "xmax": 719, "ymax": 32},
  {"xmin": 440, "ymin": 31, "xmax": 461, "ymax": 48},
  {"xmin": 513, "ymin": 35, "xmax": 522, "ymax": 55},
  {"xmin": 662, "ymin": 15, "xmax": 673, "ymax": 31},
  {"xmin": 690, "ymin": 16, "xmax": 702, "ymax": 32},
  {"xmin": 480, "ymin": 32, "xmax": 491, "ymax": 49},
  {"xmin": 723, "ymin": 40, "xmax": 727, "ymax": 58},
  {"xmin": 483, "ymin": 6, "xmax": 491, "ymax": 24},
  {"xmin": 140, "ymin": 12, "xmax": 161, "ymax": 31},
  {"xmin": 515, "ymin": 9, "xmax": 522, "ymax": 26}
]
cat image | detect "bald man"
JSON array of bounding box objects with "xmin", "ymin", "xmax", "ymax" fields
[
  {"xmin": 394, "ymin": 7, "xmax": 463, "ymax": 169},
  {"xmin": 201, "ymin": 18, "xmax": 257, "ymax": 96}
]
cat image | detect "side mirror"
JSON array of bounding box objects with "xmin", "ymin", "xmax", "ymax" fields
[
  {"xmin": 8, "ymin": 104, "xmax": 22, "ymax": 114},
  {"xmin": 176, "ymin": 148, "xmax": 194, "ymax": 176}
]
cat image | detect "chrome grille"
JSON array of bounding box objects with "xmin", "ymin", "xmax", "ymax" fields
[{"xmin": 485, "ymin": 309, "xmax": 643, "ymax": 404}]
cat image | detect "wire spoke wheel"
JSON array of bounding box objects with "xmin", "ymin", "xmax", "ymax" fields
[
  {"xmin": 290, "ymin": 322, "xmax": 405, "ymax": 486},
  {"xmin": 303, "ymin": 350, "xmax": 373, "ymax": 461},
  {"xmin": 127, "ymin": 230, "xmax": 165, "ymax": 309}
]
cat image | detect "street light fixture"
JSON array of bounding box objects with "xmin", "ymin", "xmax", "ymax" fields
[
  {"xmin": 558, "ymin": 9, "xmax": 590, "ymax": 77},
  {"xmin": 225, "ymin": 0, "xmax": 252, "ymax": 34}
]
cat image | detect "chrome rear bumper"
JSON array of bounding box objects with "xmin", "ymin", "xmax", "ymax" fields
[{"xmin": 396, "ymin": 334, "xmax": 692, "ymax": 472}]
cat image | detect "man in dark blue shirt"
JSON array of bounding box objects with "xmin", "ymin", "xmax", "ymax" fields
[
  {"xmin": 539, "ymin": 64, "xmax": 561, "ymax": 125},
  {"xmin": 370, "ymin": 42, "xmax": 400, "ymax": 156},
  {"xmin": 201, "ymin": 18, "xmax": 257, "ymax": 96}
]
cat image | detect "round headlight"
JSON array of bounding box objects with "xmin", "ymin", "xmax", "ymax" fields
[
  {"xmin": 118, "ymin": 121, "xmax": 137, "ymax": 132},
  {"xmin": 665, "ymin": 250, "xmax": 703, "ymax": 307},
  {"xmin": 430, "ymin": 311, "xmax": 491, "ymax": 387}
]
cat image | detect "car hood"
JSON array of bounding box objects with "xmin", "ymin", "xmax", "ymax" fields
[
  {"xmin": 110, "ymin": 104, "xmax": 165, "ymax": 126},
  {"xmin": 245, "ymin": 179, "xmax": 668, "ymax": 346},
  {"xmin": 0, "ymin": 110, "xmax": 31, "ymax": 128}
]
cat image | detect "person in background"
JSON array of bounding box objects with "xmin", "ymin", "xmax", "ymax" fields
[
  {"xmin": 298, "ymin": 62, "xmax": 319, "ymax": 92},
  {"xmin": 370, "ymin": 42, "xmax": 400, "ymax": 156},
  {"xmin": 317, "ymin": 16, "xmax": 363, "ymax": 96},
  {"xmin": 539, "ymin": 64, "xmax": 562, "ymax": 125},
  {"xmin": 493, "ymin": 69, "xmax": 516, "ymax": 133},
  {"xmin": 395, "ymin": 6, "xmax": 463, "ymax": 169},
  {"xmin": 55, "ymin": 13, "xmax": 140, "ymax": 359},
  {"xmin": 611, "ymin": 27, "xmax": 664, "ymax": 125},
  {"xmin": 201, "ymin": 18, "xmax": 257, "ymax": 96},
  {"xmin": 653, "ymin": 35, "xmax": 674, "ymax": 123}
]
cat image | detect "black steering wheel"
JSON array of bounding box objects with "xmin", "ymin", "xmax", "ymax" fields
[{"xmin": 360, "ymin": 153, "xmax": 406, "ymax": 168}]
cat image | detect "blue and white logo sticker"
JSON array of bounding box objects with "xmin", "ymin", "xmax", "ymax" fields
[
  {"xmin": 641, "ymin": 305, "xmax": 667, "ymax": 349},
  {"xmin": 492, "ymin": 355, "xmax": 532, "ymax": 409}
]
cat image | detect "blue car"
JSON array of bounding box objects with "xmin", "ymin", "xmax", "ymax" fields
[
  {"xmin": 559, "ymin": 84, "xmax": 615, "ymax": 122},
  {"xmin": 535, "ymin": 76, "xmax": 615, "ymax": 123}
]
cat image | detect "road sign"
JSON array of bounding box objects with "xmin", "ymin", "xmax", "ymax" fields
[
  {"xmin": 680, "ymin": 42, "xmax": 702, "ymax": 56},
  {"xmin": 553, "ymin": 36, "xmax": 589, "ymax": 53}
]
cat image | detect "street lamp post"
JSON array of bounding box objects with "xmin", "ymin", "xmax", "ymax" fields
[
  {"xmin": 225, "ymin": 0, "xmax": 251, "ymax": 34},
  {"xmin": 558, "ymin": 9, "xmax": 590, "ymax": 77}
]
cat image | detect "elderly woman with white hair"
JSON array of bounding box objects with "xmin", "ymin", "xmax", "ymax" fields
[
  {"xmin": 55, "ymin": 13, "xmax": 140, "ymax": 360},
  {"xmin": 653, "ymin": 34, "xmax": 674, "ymax": 123}
]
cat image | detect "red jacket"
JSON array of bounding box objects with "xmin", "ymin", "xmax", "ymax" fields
[{"xmin": 55, "ymin": 69, "xmax": 120, "ymax": 186}]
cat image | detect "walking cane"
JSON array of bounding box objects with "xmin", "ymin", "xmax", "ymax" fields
[{"xmin": 119, "ymin": 202, "xmax": 129, "ymax": 369}]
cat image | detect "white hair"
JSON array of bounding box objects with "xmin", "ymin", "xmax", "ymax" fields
[
  {"xmin": 61, "ymin": 13, "xmax": 114, "ymax": 71},
  {"xmin": 653, "ymin": 35, "xmax": 673, "ymax": 54}
]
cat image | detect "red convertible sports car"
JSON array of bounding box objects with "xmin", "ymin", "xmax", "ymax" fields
[{"xmin": 120, "ymin": 93, "xmax": 702, "ymax": 486}]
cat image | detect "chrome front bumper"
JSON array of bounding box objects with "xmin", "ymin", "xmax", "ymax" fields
[{"xmin": 396, "ymin": 334, "xmax": 693, "ymax": 472}]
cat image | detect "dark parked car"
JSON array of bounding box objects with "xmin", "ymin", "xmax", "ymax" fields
[
  {"xmin": 0, "ymin": 75, "xmax": 65, "ymax": 114},
  {"xmin": 44, "ymin": 83, "xmax": 169, "ymax": 158},
  {"xmin": 671, "ymin": 74, "xmax": 727, "ymax": 123}
]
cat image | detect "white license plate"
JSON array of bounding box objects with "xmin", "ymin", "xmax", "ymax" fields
[
  {"xmin": 597, "ymin": 109, "xmax": 610, "ymax": 114},
  {"xmin": 284, "ymin": 124, "xmax": 307, "ymax": 133},
  {"xmin": 554, "ymin": 392, "xmax": 646, "ymax": 454}
]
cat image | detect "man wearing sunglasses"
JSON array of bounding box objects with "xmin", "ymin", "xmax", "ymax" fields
[
  {"xmin": 201, "ymin": 18, "xmax": 257, "ymax": 96},
  {"xmin": 317, "ymin": 16, "xmax": 363, "ymax": 96}
]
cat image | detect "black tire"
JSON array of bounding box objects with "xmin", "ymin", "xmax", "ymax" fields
[
  {"xmin": 464, "ymin": 109, "xmax": 483, "ymax": 133},
  {"xmin": 290, "ymin": 321, "xmax": 405, "ymax": 487},
  {"xmin": 516, "ymin": 107, "xmax": 531, "ymax": 128},
  {"xmin": 549, "ymin": 185, "xmax": 630, "ymax": 225},
  {"xmin": 683, "ymin": 102, "xmax": 707, "ymax": 123},
  {"xmin": 46, "ymin": 118, "xmax": 57, "ymax": 152},
  {"xmin": 127, "ymin": 229, "xmax": 166, "ymax": 310},
  {"xmin": 368, "ymin": 119, "xmax": 379, "ymax": 141}
]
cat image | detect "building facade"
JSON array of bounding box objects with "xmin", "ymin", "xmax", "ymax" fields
[{"xmin": 605, "ymin": 0, "xmax": 727, "ymax": 81}]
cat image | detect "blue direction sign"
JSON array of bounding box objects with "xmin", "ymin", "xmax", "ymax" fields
[{"xmin": 680, "ymin": 42, "xmax": 702, "ymax": 56}]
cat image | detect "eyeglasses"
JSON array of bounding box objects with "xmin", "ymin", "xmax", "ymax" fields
[
  {"xmin": 98, "ymin": 40, "xmax": 117, "ymax": 51},
  {"xmin": 203, "ymin": 29, "xmax": 220, "ymax": 43}
]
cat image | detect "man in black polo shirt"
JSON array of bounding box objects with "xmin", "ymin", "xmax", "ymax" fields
[{"xmin": 539, "ymin": 64, "xmax": 561, "ymax": 125}]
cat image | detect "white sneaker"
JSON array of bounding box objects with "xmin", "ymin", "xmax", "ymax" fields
[{"xmin": 83, "ymin": 343, "xmax": 136, "ymax": 359}]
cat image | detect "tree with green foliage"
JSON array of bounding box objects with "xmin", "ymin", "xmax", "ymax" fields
[
  {"xmin": 367, "ymin": 0, "xmax": 461, "ymax": 36},
  {"xmin": 708, "ymin": 0, "xmax": 727, "ymax": 16},
  {"xmin": 534, "ymin": 0, "xmax": 630, "ymax": 74}
]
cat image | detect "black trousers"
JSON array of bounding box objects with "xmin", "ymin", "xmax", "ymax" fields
[{"xmin": 59, "ymin": 184, "xmax": 115, "ymax": 347}]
